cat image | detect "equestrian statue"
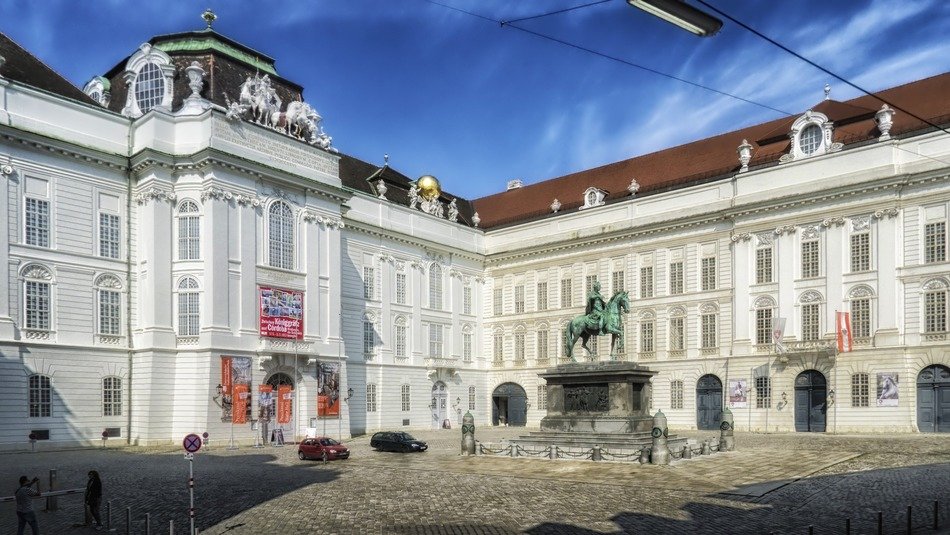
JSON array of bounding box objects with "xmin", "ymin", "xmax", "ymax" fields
[{"xmin": 564, "ymin": 280, "xmax": 630, "ymax": 361}]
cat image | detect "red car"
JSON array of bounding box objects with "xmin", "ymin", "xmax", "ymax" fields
[{"xmin": 298, "ymin": 436, "xmax": 349, "ymax": 461}]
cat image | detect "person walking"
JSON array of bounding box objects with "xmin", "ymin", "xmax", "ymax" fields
[
  {"xmin": 15, "ymin": 475, "xmax": 41, "ymax": 535},
  {"xmin": 84, "ymin": 471, "xmax": 103, "ymax": 530}
]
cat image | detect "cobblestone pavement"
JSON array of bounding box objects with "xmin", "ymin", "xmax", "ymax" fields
[{"xmin": 0, "ymin": 429, "xmax": 947, "ymax": 534}]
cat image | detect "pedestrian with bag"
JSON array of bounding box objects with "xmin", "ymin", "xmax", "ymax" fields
[
  {"xmin": 84, "ymin": 470, "xmax": 103, "ymax": 530},
  {"xmin": 14, "ymin": 475, "xmax": 41, "ymax": 535}
]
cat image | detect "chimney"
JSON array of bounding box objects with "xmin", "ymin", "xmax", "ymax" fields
[{"xmin": 506, "ymin": 179, "xmax": 523, "ymax": 191}]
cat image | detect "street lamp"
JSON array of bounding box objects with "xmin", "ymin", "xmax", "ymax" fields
[
  {"xmin": 344, "ymin": 387, "xmax": 354, "ymax": 403},
  {"xmin": 627, "ymin": 0, "xmax": 722, "ymax": 37}
]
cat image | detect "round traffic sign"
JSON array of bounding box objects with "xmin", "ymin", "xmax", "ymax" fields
[{"xmin": 183, "ymin": 433, "xmax": 202, "ymax": 453}]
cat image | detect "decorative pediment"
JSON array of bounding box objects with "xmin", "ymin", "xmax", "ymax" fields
[
  {"xmin": 700, "ymin": 302, "xmax": 719, "ymax": 314},
  {"xmin": 22, "ymin": 264, "xmax": 52, "ymax": 281},
  {"xmin": 95, "ymin": 274, "xmax": 123, "ymax": 289},
  {"xmin": 780, "ymin": 110, "xmax": 841, "ymax": 163},
  {"xmin": 799, "ymin": 290, "xmax": 823, "ymax": 304},
  {"xmin": 922, "ymin": 279, "xmax": 949, "ymax": 292},
  {"xmin": 848, "ymin": 285, "xmax": 875, "ymax": 299},
  {"xmin": 579, "ymin": 187, "xmax": 606, "ymax": 210},
  {"xmin": 753, "ymin": 295, "xmax": 775, "ymax": 309}
]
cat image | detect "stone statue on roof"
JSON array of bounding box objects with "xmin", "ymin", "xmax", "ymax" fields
[
  {"xmin": 408, "ymin": 184, "xmax": 419, "ymax": 210},
  {"xmin": 447, "ymin": 199, "xmax": 458, "ymax": 222}
]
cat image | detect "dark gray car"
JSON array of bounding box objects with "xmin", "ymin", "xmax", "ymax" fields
[{"xmin": 370, "ymin": 431, "xmax": 428, "ymax": 452}]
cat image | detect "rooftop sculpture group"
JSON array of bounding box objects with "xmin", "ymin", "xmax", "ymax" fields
[{"xmin": 225, "ymin": 73, "xmax": 333, "ymax": 150}]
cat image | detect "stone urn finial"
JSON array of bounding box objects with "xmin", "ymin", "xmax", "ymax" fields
[
  {"xmin": 737, "ymin": 139, "xmax": 753, "ymax": 172},
  {"xmin": 875, "ymin": 104, "xmax": 895, "ymax": 141}
]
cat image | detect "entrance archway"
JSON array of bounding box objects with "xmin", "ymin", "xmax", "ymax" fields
[
  {"xmin": 261, "ymin": 372, "xmax": 295, "ymax": 444},
  {"xmin": 431, "ymin": 382, "xmax": 448, "ymax": 429},
  {"xmin": 492, "ymin": 383, "xmax": 527, "ymax": 426},
  {"xmin": 917, "ymin": 365, "xmax": 950, "ymax": 433},
  {"xmin": 795, "ymin": 370, "xmax": 826, "ymax": 432},
  {"xmin": 696, "ymin": 375, "xmax": 723, "ymax": 430}
]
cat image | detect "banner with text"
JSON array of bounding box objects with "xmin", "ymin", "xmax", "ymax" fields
[
  {"xmin": 220, "ymin": 356, "xmax": 233, "ymax": 422},
  {"xmin": 317, "ymin": 362, "xmax": 341, "ymax": 418},
  {"xmin": 259, "ymin": 287, "xmax": 304, "ymax": 339},
  {"xmin": 258, "ymin": 385, "xmax": 274, "ymax": 423},
  {"xmin": 277, "ymin": 385, "xmax": 293, "ymax": 424},
  {"xmin": 221, "ymin": 356, "xmax": 252, "ymax": 423}
]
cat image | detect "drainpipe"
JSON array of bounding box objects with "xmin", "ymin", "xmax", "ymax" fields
[{"xmin": 125, "ymin": 122, "xmax": 133, "ymax": 445}]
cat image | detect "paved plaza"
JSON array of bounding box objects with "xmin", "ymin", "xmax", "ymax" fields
[{"xmin": 1, "ymin": 429, "xmax": 948, "ymax": 534}]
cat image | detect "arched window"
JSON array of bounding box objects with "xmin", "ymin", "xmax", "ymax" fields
[
  {"xmin": 103, "ymin": 376, "xmax": 122, "ymax": 416},
  {"xmin": 177, "ymin": 201, "xmax": 200, "ymax": 260},
  {"xmin": 96, "ymin": 274, "xmax": 122, "ymax": 336},
  {"xmin": 177, "ymin": 277, "xmax": 200, "ymax": 336},
  {"xmin": 799, "ymin": 124, "xmax": 822, "ymax": 155},
  {"xmin": 120, "ymin": 43, "xmax": 172, "ymax": 117},
  {"xmin": 394, "ymin": 316, "xmax": 408, "ymax": 359},
  {"xmin": 268, "ymin": 202, "xmax": 294, "ymax": 270},
  {"xmin": 28, "ymin": 374, "xmax": 51, "ymax": 417},
  {"xmin": 134, "ymin": 63, "xmax": 165, "ymax": 114},
  {"xmin": 428, "ymin": 264, "xmax": 443, "ymax": 310},
  {"xmin": 22, "ymin": 264, "xmax": 52, "ymax": 332}
]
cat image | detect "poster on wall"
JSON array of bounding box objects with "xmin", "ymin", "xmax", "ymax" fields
[
  {"xmin": 221, "ymin": 356, "xmax": 252, "ymax": 423},
  {"xmin": 277, "ymin": 384, "xmax": 293, "ymax": 424},
  {"xmin": 729, "ymin": 379, "xmax": 748, "ymax": 408},
  {"xmin": 317, "ymin": 362, "xmax": 341, "ymax": 418},
  {"xmin": 259, "ymin": 287, "xmax": 304, "ymax": 339},
  {"xmin": 258, "ymin": 385, "xmax": 274, "ymax": 423},
  {"xmin": 876, "ymin": 373, "xmax": 899, "ymax": 407}
]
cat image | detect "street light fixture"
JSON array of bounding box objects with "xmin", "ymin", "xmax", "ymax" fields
[{"xmin": 627, "ymin": 0, "xmax": 722, "ymax": 37}]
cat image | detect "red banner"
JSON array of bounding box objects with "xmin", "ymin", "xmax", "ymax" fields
[
  {"xmin": 317, "ymin": 362, "xmax": 340, "ymax": 417},
  {"xmin": 221, "ymin": 357, "xmax": 233, "ymax": 396},
  {"xmin": 836, "ymin": 311, "xmax": 853, "ymax": 353},
  {"xmin": 277, "ymin": 385, "xmax": 293, "ymax": 424},
  {"xmin": 232, "ymin": 384, "xmax": 249, "ymax": 424},
  {"xmin": 259, "ymin": 287, "xmax": 304, "ymax": 339}
]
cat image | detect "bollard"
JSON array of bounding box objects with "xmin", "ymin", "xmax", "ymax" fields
[
  {"xmin": 511, "ymin": 443, "xmax": 518, "ymax": 458},
  {"xmin": 549, "ymin": 444, "xmax": 557, "ymax": 460},
  {"xmin": 701, "ymin": 439, "xmax": 711, "ymax": 455},
  {"xmin": 649, "ymin": 410, "xmax": 670, "ymax": 465},
  {"xmin": 682, "ymin": 444, "xmax": 691, "ymax": 459},
  {"xmin": 877, "ymin": 511, "xmax": 883, "ymax": 535},
  {"xmin": 460, "ymin": 411, "xmax": 476, "ymax": 455},
  {"xmin": 146, "ymin": 512, "xmax": 151, "ymax": 535},
  {"xmin": 107, "ymin": 500, "xmax": 112, "ymax": 530},
  {"xmin": 808, "ymin": 526, "xmax": 813, "ymax": 535},
  {"xmin": 907, "ymin": 505, "xmax": 912, "ymax": 535},
  {"xmin": 46, "ymin": 469, "xmax": 58, "ymax": 511},
  {"xmin": 935, "ymin": 500, "xmax": 940, "ymax": 529},
  {"xmin": 169, "ymin": 520, "xmax": 174, "ymax": 535},
  {"xmin": 639, "ymin": 447, "xmax": 650, "ymax": 464},
  {"xmin": 846, "ymin": 518, "xmax": 851, "ymax": 535},
  {"xmin": 592, "ymin": 445, "xmax": 602, "ymax": 462},
  {"xmin": 127, "ymin": 506, "xmax": 132, "ymax": 535}
]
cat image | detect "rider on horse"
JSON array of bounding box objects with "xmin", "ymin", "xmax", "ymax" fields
[{"xmin": 585, "ymin": 281, "xmax": 607, "ymax": 335}]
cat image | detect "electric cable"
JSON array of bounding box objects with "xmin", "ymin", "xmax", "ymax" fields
[{"xmin": 501, "ymin": 0, "xmax": 613, "ymax": 25}]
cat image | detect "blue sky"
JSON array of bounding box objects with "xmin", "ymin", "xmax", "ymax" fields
[{"xmin": 2, "ymin": 0, "xmax": 948, "ymax": 199}]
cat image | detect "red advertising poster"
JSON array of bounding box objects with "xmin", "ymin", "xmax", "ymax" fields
[
  {"xmin": 232, "ymin": 384, "xmax": 249, "ymax": 424},
  {"xmin": 259, "ymin": 287, "xmax": 304, "ymax": 339},
  {"xmin": 221, "ymin": 357, "xmax": 233, "ymax": 396},
  {"xmin": 317, "ymin": 362, "xmax": 341, "ymax": 418},
  {"xmin": 277, "ymin": 385, "xmax": 293, "ymax": 424}
]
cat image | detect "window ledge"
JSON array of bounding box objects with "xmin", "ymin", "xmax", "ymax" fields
[
  {"xmin": 639, "ymin": 352, "xmax": 655, "ymax": 360},
  {"xmin": 669, "ymin": 350, "xmax": 686, "ymax": 359},
  {"xmin": 923, "ymin": 332, "xmax": 947, "ymax": 342},
  {"xmin": 97, "ymin": 335, "xmax": 124, "ymax": 345},
  {"xmin": 23, "ymin": 329, "xmax": 53, "ymax": 340},
  {"xmin": 177, "ymin": 336, "xmax": 199, "ymax": 346},
  {"xmin": 700, "ymin": 347, "xmax": 719, "ymax": 356}
]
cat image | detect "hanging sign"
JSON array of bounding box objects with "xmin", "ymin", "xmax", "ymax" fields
[
  {"xmin": 277, "ymin": 385, "xmax": 293, "ymax": 424},
  {"xmin": 232, "ymin": 384, "xmax": 249, "ymax": 424},
  {"xmin": 259, "ymin": 287, "xmax": 304, "ymax": 339}
]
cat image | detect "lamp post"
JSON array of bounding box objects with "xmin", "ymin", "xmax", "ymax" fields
[{"xmin": 626, "ymin": 0, "xmax": 722, "ymax": 37}]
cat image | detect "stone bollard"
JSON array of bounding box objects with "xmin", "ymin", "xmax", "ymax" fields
[
  {"xmin": 46, "ymin": 469, "xmax": 58, "ymax": 512},
  {"xmin": 549, "ymin": 444, "xmax": 557, "ymax": 460},
  {"xmin": 511, "ymin": 443, "xmax": 518, "ymax": 457},
  {"xmin": 650, "ymin": 410, "xmax": 670, "ymax": 465},
  {"xmin": 592, "ymin": 444, "xmax": 602, "ymax": 461},
  {"xmin": 639, "ymin": 447, "xmax": 651, "ymax": 464},
  {"xmin": 720, "ymin": 407, "xmax": 735, "ymax": 451},
  {"xmin": 701, "ymin": 439, "xmax": 711, "ymax": 455},
  {"xmin": 682, "ymin": 444, "xmax": 692, "ymax": 459},
  {"xmin": 460, "ymin": 411, "xmax": 476, "ymax": 456}
]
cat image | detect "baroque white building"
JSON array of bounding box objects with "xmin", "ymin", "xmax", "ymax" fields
[{"xmin": 0, "ymin": 21, "xmax": 948, "ymax": 449}]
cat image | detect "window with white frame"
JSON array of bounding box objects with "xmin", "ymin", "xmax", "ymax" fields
[
  {"xmin": 755, "ymin": 377, "xmax": 771, "ymax": 408},
  {"xmin": 851, "ymin": 297, "xmax": 871, "ymax": 338},
  {"xmin": 924, "ymin": 282, "xmax": 947, "ymax": 333},
  {"xmin": 668, "ymin": 262, "xmax": 683, "ymax": 295},
  {"xmin": 514, "ymin": 285, "xmax": 525, "ymax": 314},
  {"xmin": 25, "ymin": 197, "xmax": 50, "ymax": 248},
  {"xmin": 701, "ymin": 257, "xmax": 717, "ymax": 291},
  {"xmin": 366, "ymin": 383, "xmax": 378, "ymax": 412},
  {"xmin": 463, "ymin": 286, "xmax": 472, "ymax": 315},
  {"xmin": 103, "ymin": 376, "xmax": 122, "ymax": 416},
  {"xmin": 268, "ymin": 202, "xmax": 294, "ymax": 270},
  {"xmin": 670, "ymin": 380, "xmax": 684, "ymax": 409},
  {"xmin": 585, "ymin": 274, "xmax": 598, "ymax": 293},
  {"xmin": 924, "ymin": 222, "xmax": 946, "ymax": 263},
  {"xmin": 363, "ymin": 319, "xmax": 376, "ymax": 357},
  {"xmin": 177, "ymin": 201, "xmax": 200, "ymax": 260},
  {"xmin": 756, "ymin": 247, "xmax": 773, "ymax": 284},
  {"xmin": 851, "ymin": 232, "xmax": 870, "ymax": 272},
  {"xmin": 537, "ymin": 384, "xmax": 547, "ymax": 410},
  {"xmin": 851, "ymin": 373, "xmax": 869, "ymax": 407},
  {"xmin": 363, "ymin": 267, "xmax": 376, "ymax": 300},
  {"xmin": 493, "ymin": 332, "xmax": 504, "ymax": 363},
  {"xmin": 701, "ymin": 308, "xmax": 717, "ymax": 349},
  {"xmin": 401, "ymin": 384, "xmax": 411, "ymax": 411},
  {"xmin": 462, "ymin": 330, "xmax": 473, "ymax": 361},
  {"xmin": 561, "ymin": 278, "xmax": 573, "ymax": 308},
  {"xmin": 514, "ymin": 331, "xmax": 525, "ymax": 362},
  {"xmin": 99, "ymin": 213, "xmax": 120, "ymax": 259},
  {"xmin": 428, "ymin": 265, "xmax": 443, "ymax": 310},
  {"xmin": 537, "ymin": 282, "xmax": 548, "ymax": 311},
  {"xmin": 176, "ymin": 277, "xmax": 200, "ymax": 336},
  {"xmin": 24, "ymin": 274, "xmax": 51, "ymax": 331},
  {"xmin": 640, "ymin": 321, "xmax": 654, "ymax": 353},
  {"xmin": 589, "ymin": 335, "xmax": 598, "ymax": 357},
  {"xmin": 394, "ymin": 317, "xmax": 408, "ymax": 358},
  {"xmin": 29, "ymin": 374, "xmax": 51, "ymax": 417},
  {"xmin": 98, "ymin": 288, "xmax": 121, "ymax": 336},
  {"xmin": 799, "ymin": 124, "xmax": 822, "ymax": 155},
  {"xmin": 493, "ymin": 287, "xmax": 503, "ymax": 316},
  {"xmin": 428, "ymin": 324, "xmax": 444, "ymax": 358},
  {"xmin": 134, "ymin": 62, "xmax": 166, "ymax": 114},
  {"xmin": 395, "ymin": 272, "xmax": 407, "ymax": 305},
  {"xmin": 801, "ymin": 236, "xmax": 820, "ymax": 278},
  {"xmin": 755, "ymin": 299, "xmax": 774, "ymax": 345},
  {"xmin": 612, "ymin": 270, "xmax": 625, "ymax": 294},
  {"xmin": 669, "ymin": 316, "xmax": 685, "ymax": 351},
  {"xmin": 122, "ymin": 44, "xmax": 179, "ymax": 117},
  {"xmin": 468, "ymin": 386, "xmax": 476, "ymax": 411},
  {"xmin": 801, "ymin": 302, "xmax": 820, "ymax": 341},
  {"xmin": 537, "ymin": 329, "xmax": 549, "ymax": 361},
  {"xmin": 640, "ymin": 266, "xmax": 654, "ymax": 298}
]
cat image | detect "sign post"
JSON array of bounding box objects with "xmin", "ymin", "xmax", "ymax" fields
[{"xmin": 182, "ymin": 434, "xmax": 202, "ymax": 535}]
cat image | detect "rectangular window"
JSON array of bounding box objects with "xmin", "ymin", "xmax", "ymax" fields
[
  {"xmin": 395, "ymin": 273, "xmax": 407, "ymax": 305},
  {"xmin": 178, "ymin": 213, "xmax": 200, "ymax": 260},
  {"xmin": 640, "ymin": 322, "xmax": 654, "ymax": 353},
  {"xmin": 851, "ymin": 298, "xmax": 871, "ymax": 338},
  {"xmin": 756, "ymin": 248, "xmax": 773, "ymax": 284},
  {"xmin": 178, "ymin": 293, "xmax": 199, "ymax": 336},
  {"xmin": 463, "ymin": 286, "xmax": 472, "ymax": 315},
  {"xmin": 103, "ymin": 377, "xmax": 122, "ymax": 417},
  {"xmin": 363, "ymin": 267, "xmax": 376, "ymax": 300},
  {"xmin": 98, "ymin": 289, "xmax": 121, "ymax": 336},
  {"xmin": 561, "ymin": 278, "xmax": 573, "ymax": 308},
  {"xmin": 537, "ymin": 282, "xmax": 548, "ymax": 311},
  {"xmin": 462, "ymin": 332, "xmax": 473, "ymax": 361},
  {"xmin": 395, "ymin": 323, "xmax": 407, "ymax": 358},
  {"xmin": 851, "ymin": 233, "xmax": 871, "ymax": 272},
  {"xmin": 669, "ymin": 317, "xmax": 685, "ymax": 350},
  {"xmin": 701, "ymin": 257, "xmax": 717, "ymax": 291},
  {"xmin": 25, "ymin": 281, "xmax": 51, "ymax": 331},
  {"xmin": 537, "ymin": 385, "xmax": 547, "ymax": 410},
  {"xmin": 514, "ymin": 332, "xmax": 525, "ymax": 362},
  {"xmin": 801, "ymin": 240, "xmax": 820, "ymax": 278},
  {"xmin": 428, "ymin": 324, "xmax": 443, "ymax": 358},
  {"xmin": 924, "ymin": 222, "xmax": 947, "ymax": 263},
  {"xmin": 701, "ymin": 313, "xmax": 717, "ymax": 349},
  {"xmin": 756, "ymin": 308, "xmax": 773, "ymax": 345},
  {"xmin": 25, "ymin": 198, "xmax": 50, "ymax": 248},
  {"xmin": 401, "ymin": 384, "xmax": 411, "ymax": 412},
  {"xmin": 99, "ymin": 213, "xmax": 121, "ymax": 259},
  {"xmin": 640, "ymin": 266, "xmax": 654, "ymax": 298},
  {"xmin": 668, "ymin": 262, "xmax": 683, "ymax": 295},
  {"xmin": 514, "ymin": 285, "xmax": 525, "ymax": 314},
  {"xmin": 851, "ymin": 373, "xmax": 869, "ymax": 408},
  {"xmin": 802, "ymin": 303, "xmax": 820, "ymax": 341},
  {"xmin": 29, "ymin": 375, "xmax": 51, "ymax": 418},
  {"xmin": 537, "ymin": 330, "xmax": 548, "ymax": 361},
  {"xmin": 366, "ymin": 383, "xmax": 378, "ymax": 412},
  {"xmin": 493, "ymin": 333, "xmax": 504, "ymax": 363},
  {"xmin": 670, "ymin": 380, "xmax": 684, "ymax": 410},
  {"xmin": 612, "ymin": 271, "xmax": 625, "ymax": 294},
  {"xmin": 494, "ymin": 288, "xmax": 503, "ymax": 316},
  {"xmin": 363, "ymin": 321, "xmax": 376, "ymax": 356},
  {"xmin": 585, "ymin": 274, "xmax": 598, "ymax": 293},
  {"xmin": 589, "ymin": 335, "xmax": 598, "ymax": 357},
  {"xmin": 925, "ymin": 291, "xmax": 947, "ymax": 333},
  {"xmin": 468, "ymin": 387, "xmax": 476, "ymax": 411},
  {"xmin": 755, "ymin": 377, "xmax": 771, "ymax": 409}
]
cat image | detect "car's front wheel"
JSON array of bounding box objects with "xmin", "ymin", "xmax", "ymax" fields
[{"xmin": 297, "ymin": 451, "xmax": 306, "ymax": 460}]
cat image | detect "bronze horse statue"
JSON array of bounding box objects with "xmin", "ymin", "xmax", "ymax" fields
[{"xmin": 564, "ymin": 290, "xmax": 629, "ymax": 361}]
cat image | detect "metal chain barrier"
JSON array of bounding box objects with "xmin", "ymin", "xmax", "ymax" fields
[
  {"xmin": 516, "ymin": 445, "xmax": 552, "ymax": 457},
  {"xmin": 479, "ymin": 443, "xmax": 512, "ymax": 455},
  {"xmin": 600, "ymin": 448, "xmax": 643, "ymax": 461},
  {"xmin": 555, "ymin": 446, "xmax": 594, "ymax": 460}
]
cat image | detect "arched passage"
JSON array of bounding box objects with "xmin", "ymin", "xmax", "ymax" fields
[
  {"xmin": 917, "ymin": 365, "xmax": 950, "ymax": 433},
  {"xmin": 696, "ymin": 374, "xmax": 722, "ymax": 430},
  {"xmin": 795, "ymin": 370, "xmax": 826, "ymax": 432},
  {"xmin": 492, "ymin": 382, "xmax": 527, "ymax": 426}
]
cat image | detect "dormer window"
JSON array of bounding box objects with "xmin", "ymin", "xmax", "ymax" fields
[
  {"xmin": 134, "ymin": 63, "xmax": 165, "ymax": 114},
  {"xmin": 781, "ymin": 110, "xmax": 841, "ymax": 163},
  {"xmin": 120, "ymin": 43, "xmax": 174, "ymax": 118},
  {"xmin": 82, "ymin": 76, "xmax": 110, "ymax": 107},
  {"xmin": 580, "ymin": 187, "xmax": 606, "ymax": 210},
  {"xmin": 799, "ymin": 124, "xmax": 822, "ymax": 155}
]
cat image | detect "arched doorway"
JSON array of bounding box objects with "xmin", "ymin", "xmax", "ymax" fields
[
  {"xmin": 795, "ymin": 370, "xmax": 826, "ymax": 432},
  {"xmin": 492, "ymin": 383, "xmax": 527, "ymax": 426},
  {"xmin": 696, "ymin": 375, "xmax": 723, "ymax": 430},
  {"xmin": 261, "ymin": 373, "xmax": 294, "ymax": 444},
  {"xmin": 917, "ymin": 365, "xmax": 950, "ymax": 433},
  {"xmin": 431, "ymin": 382, "xmax": 449, "ymax": 429}
]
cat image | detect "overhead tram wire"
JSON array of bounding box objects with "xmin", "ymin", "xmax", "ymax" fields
[
  {"xmin": 694, "ymin": 0, "xmax": 950, "ymax": 139},
  {"xmin": 500, "ymin": 0, "xmax": 614, "ymax": 25},
  {"xmin": 423, "ymin": 0, "xmax": 793, "ymax": 116}
]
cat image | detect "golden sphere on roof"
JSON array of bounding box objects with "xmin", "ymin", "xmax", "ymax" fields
[{"xmin": 416, "ymin": 175, "xmax": 441, "ymax": 201}]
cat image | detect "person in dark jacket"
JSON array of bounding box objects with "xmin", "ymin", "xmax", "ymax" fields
[
  {"xmin": 84, "ymin": 471, "xmax": 103, "ymax": 530},
  {"xmin": 15, "ymin": 476, "xmax": 41, "ymax": 535}
]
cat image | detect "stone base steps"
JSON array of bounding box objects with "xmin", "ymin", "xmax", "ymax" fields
[{"xmin": 511, "ymin": 430, "xmax": 688, "ymax": 452}]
